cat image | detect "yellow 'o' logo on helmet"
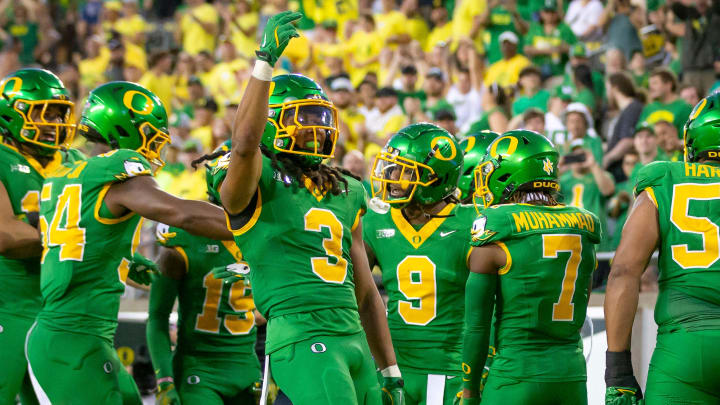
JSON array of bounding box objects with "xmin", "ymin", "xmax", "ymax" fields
[
  {"xmin": 489, "ymin": 135, "xmax": 518, "ymax": 158},
  {"xmin": 463, "ymin": 136, "xmax": 476, "ymax": 153},
  {"xmin": 431, "ymin": 136, "xmax": 457, "ymax": 161},
  {"xmin": 122, "ymin": 90, "xmax": 154, "ymax": 115},
  {"xmin": 0, "ymin": 77, "xmax": 23, "ymax": 96}
]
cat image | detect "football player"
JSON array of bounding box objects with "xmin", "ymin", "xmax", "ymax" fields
[
  {"xmin": 457, "ymin": 131, "xmax": 499, "ymax": 203},
  {"xmin": 0, "ymin": 68, "xmax": 84, "ymax": 405},
  {"xmin": 25, "ymin": 81, "xmax": 231, "ymax": 404},
  {"xmin": 214, "ymin": 11, "xmax": 403, "ymax": 405},
  {"xmin": 460, "ymin": 130, "xmax": 601, "ymax": 405},
  {"xmin": 364, "ymin": 122, "xmax": 474, "ymax": 404},
  {"xmin": 604, "ymin": 94, "xmax": 720, "ymax": 403},
  {"xmin": 147, "ymin": 141, "xmax": 261, "ymax": 405}
]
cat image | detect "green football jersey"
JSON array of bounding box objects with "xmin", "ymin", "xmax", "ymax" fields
[
  {"xmin": 638, "ymin": 99, "xmax": 693, "ymax": 136},
  {"xmin": 156, "ymin": 224, "xmax": 257, "ymax": 354},
  {"xmin": 0, "ymin": 139, "xmax": 84, "ymax": 319},
  {"xmin": 634, "ymin": 161, "xmax": 720, "ymax": 332},
  {"xmin": 363, "ymin": 203, "xmax": 475, "ymax": 374},
  {"xmin": 471, "ymin": 203, "xmax": 601, "ymax": 381},
  {"xmin": 214, "ymin": 154, "xmax": 367, "ymax": 353},
  {"xmin": 559, "ymin": 171, "xmax": 610, "ymax": 251},
  {"xmin": 37, "ymin": 149, "xmax": 152, "ymax": 341}
]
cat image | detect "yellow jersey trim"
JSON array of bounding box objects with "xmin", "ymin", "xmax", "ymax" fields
[
  {"xmin": 390, "ymin": 203, "xmax": 456, "ymax": 249},
  {"xmin": 645, "ymin": 187, "xmax": 658, "ymax": 208},
  {"xmin": 351, "ymin": 208, "xmax": 364, "ymax": 232},
  {"xmin": 221, "ymin": 240, "xmax": 244, "ymax": 261},
  {"xmin": 94, "ymin": 183, "xmax": 136, "ymax": 225},
  {"xmin": 131, "ymin": 218, "xmax": 144, "ymax": 254},
  {"xmin": 173, "ymin": 246, "xmax": 189, "ymax": 272},
  {"xmin": 0, "ymin": 137, "xmax": 64, "ymax": 177},
  {"xmin": 495, "ymin": 241, "xmax": 512, "ymax": 275},
  {"xmin": 227, "ymin": 188, "xmax": 262, "ymax": 236},
  {"xmin": 465, "ymin": 247, "xmax": 473, "ymax": 268}
]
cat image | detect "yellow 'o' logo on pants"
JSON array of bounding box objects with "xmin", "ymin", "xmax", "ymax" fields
[{"xmin": 122, "ymin": 90, "xmax": 154, "ymax": 115}]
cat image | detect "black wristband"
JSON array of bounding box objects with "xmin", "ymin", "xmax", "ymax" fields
[{"xmin": 605, "ymin": 350, "xmax": 637, "ymax": 387}]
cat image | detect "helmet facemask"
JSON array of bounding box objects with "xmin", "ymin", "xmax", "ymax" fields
[
  {"xmin": 370, "ymin": 148, "xmax": 438, "ymax": 206},
  {"xmin": 14, "ymin": 97, "xmax": 76, "ymax": 152},
  {"xmin": 269, "ymin": 99, "xmax": 339, "ymax": 161},
  {"xmin": 136, "ymin": 121, "xmax": 171, "ymax": 168}
]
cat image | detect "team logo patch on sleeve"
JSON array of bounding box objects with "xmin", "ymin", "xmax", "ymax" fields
[
  {"xmin": 118, "ymin": 160, "xmax": 150, "ymax": 179},
  {"xmin": 471, "ymin": 216, "xmax": 495, "ymax": 242}
]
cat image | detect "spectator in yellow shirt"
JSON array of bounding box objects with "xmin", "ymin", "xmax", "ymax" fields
[
  {"xmin": 189, "ymin": 97, "xmax": 217, "ymax": 151},
  {"xmin": 139, "ymin": 51, "xmax": 174, "ymax": 111},
  {"xmin": 78, "ymin": 35, "xmax": 110, "ymax": 93},
  {"xmin": 178, "ymin": 0, "xmax": 219, "ymax": 55},
  {"xmin": 347, "ymin": 14, "xmax": 384, "ymax": 86},
  {"xmin": 222, "ymin": 0, "xmax": 258, "ymax": 59},
  {"xmin": 115, "ymin": 0, "xmax": 147, "ymax": 44},
  {"xmin": 207, "ymin": 40, "xmax": 248, "ymax": 105},
  {"xmin": 483, "ymin": 31, "xmax": 531, "ymax": 90},
  {"xmin": 425, "ymin": 6, "xmax": 454, "ymax": 52},
  {"xmin": 329, "ymin": 77, "xmax": 365, "ymax": 155},
  {"xmin": 364, "ymin": 87, "xmax": 407, "ymax": 158}
]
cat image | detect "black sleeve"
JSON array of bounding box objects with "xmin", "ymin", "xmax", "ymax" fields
[
  {"xmin": 612, "ymin": 101, "xmax": 643, "ymax": 143},
  {"xmin": 225, "ymin": 189, "xmax": 259, "ymax": 231},
  {"xmin": 671, "ymin": 3, "xmax": 700, "ymax": 20}
]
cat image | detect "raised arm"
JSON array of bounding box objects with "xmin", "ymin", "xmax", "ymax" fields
[
  {"xmin": 105, "ymin": 175, "xmax": 232, "ymax": 240},
  {"xmin": 0, "ymin": 180, "xmax": 42, "ymax": 259},
  {"xmin": 220, "ymin": 11, "xmax": 301, "ymax": 214}
]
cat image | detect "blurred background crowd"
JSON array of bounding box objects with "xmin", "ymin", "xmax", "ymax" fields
[{"xmin": 4, "ymin": 0, "xmax": 719, "ymax": 287}]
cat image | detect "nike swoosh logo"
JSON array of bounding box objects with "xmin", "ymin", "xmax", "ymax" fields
[
  {"xmin": 440, "ymin": 230, "xmax": 456, "ymax": 237},
  {"xmin": 446, "ymin": 375, "xmax": 457, "ymax": 380}
]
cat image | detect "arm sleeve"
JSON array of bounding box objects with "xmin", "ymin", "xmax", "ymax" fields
[
  {"xmin": 461, "ymin": 271, "xmax": 497, "ymax": 396},
  {"xmin": 146, "ymin": 272, "xmax": 179, "ymax": 382}
]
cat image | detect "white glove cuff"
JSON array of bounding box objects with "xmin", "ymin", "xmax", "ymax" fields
[
  {"xmin": 381, "ymin": 365, "xmax": 401, "ymax": 378},
  {"xmin": 252, "ymin": 60, "xmax": 273, "ymax": 81}
]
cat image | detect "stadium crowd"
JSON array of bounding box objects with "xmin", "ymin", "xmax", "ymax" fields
[{"xmin": 2, "ymin": 0, "xmax": 719, "ymax": 275}]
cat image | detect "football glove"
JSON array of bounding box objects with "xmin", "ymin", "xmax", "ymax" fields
[
  {"xmin": 605, "ymin": 351, "xmax": 643, "ymax": 405},
  {"xmin": 156, "ymin": 382, "xmax": 180, "ymax": 405},
  {"xmin": 605, "ymin": 387, "xmax": 644, "ymax": 405},
  {"xmin": 211, "ymin": 262, "xmax": 250, "ymax": 284},
  {"xmin": 128, "ymin": 252, "xmax": 157, "ymax": 285},
  {"xmin": 256, "ymin": 10, "xmax": 302, "ymax": 67},
  {"xmin": 381, "ymin": 376, "xmax": 404, "ymax": 405}
]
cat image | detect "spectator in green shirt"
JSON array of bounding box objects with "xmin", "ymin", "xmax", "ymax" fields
[
  {"xmin": 2, "ymin": 2, "xmax": 38, "ymax": 65},
  {"xmin": 653, "ymin": 119, "xmax": 683, "ymax": 162},
  {"xmin": 557, "ymin": 102, "xmax": 603, "ymax": 163},
  {"xmin": 512, "ymin": 65, "xmax": 550, "ymax": 116},
  {"xmin": 478, "ymin": 0, "xmax": 528, "ymax": 64},
  {"xmin": 638, "ymin": 68, "xmax": 693, "ymax": 136},
  {"xmin": 560, "ymin": 43, "xmax": 606, "ymax": 101},
  {"xmin": 523, "ymin": 0, "xmax": 577, "ymax": 80},
  {"xmin": 607, "ymin": 150, "xmax": 639, "ymax": 250},
  {"xmin": 571, "ymin": 64, "xmax": 597, "ymax": 113}
]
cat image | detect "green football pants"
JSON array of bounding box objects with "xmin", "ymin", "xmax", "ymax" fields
[
  {"xmin": 645, "ymin": 329, "xmax": 720, "ymax": 404},
  {"xmin": 480, "ymin": 374, "xmax": 587, "ymax": 405},
  {"xmin": 270, "ymin": 332, "xmax": 382, "ymax": 405},
  {"xmin": 400, "ymin": 369, "xmax": 462, "ymax": 405},
  {"xmin": 0, "ymin": 314, "xmax": 38, "ymax": 405},
  {"xmin": 26, "ymin": 322, "xmax": 141, "ymax": 405},
  {"xmin": 173, "ymin": 351, "xmax": 261, "ymax": 404}
]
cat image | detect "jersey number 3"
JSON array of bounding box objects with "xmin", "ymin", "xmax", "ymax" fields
[{"xmin": 304, "ymin": 208, "xmax": 348, "ymax": 284}]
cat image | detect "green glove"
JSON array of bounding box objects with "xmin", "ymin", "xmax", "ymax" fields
[
  {"xmin": 381, "ymin": 376, "xmax": 404, "ymax": 405},
  {"xmin": 452, "ymin": 394, "xmax": 480, "ymax": 405},
  {"xmin": 606, "ymin": 387, "xmax": 644, "ymax": 405},
  {"xmin": 256, "ymin": 10, "xmax": 302, "ymax": 67},
  {"xmin": 156, "ymin": 382, "xmax": 180, "ymax": 405},
  {"xmin": 211, "ymin": 262, "xmax": 250, "ymax": 284},
  {"xmin": 128, "ymin": 252, "xmax": 157, "ymax": 285}
]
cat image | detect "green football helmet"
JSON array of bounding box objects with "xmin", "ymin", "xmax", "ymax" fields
[
  {"xmin": 458, "ymin": 131, "xmax": 500, "ymax": 201},
  {"xmin": 370, "ymin": 123, "xmax": 463, "ymax": 207},
  {"xmin": 78, "ymin": 81, "xmax": 170, "ymax": 167},
  {"xmin": 474, "ymin": 130, "xmax": 559, "ymax": 210},
  {"xmin": 684, "ymin": 93, "xmax": 720, "ymax": 162},
  {"xmin": 263, "ymin": 74, "xmax": 339, "ymax": 166},
  {"xmin": 204, "ymin": 139, "xmax": 232, "ymax": 205},
  {"xmin": 0, "ymin": 68, "xmax": 76, "ymax": 154}
]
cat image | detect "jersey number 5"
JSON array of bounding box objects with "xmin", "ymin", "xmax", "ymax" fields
[
  {"xmin": 39, "ymin": 184, "xmax": 86, "ymax": 262},
  {"xmin": 543, "ymin": 234, "xmax": 582, "ymax": 322},
  {"xmin": 670, "ymin": 183, "xmax": 720, "ymax": 268}
]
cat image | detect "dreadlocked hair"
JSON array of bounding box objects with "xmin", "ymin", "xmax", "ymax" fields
[
  {"xmin": 508, "ymin": 190, "xmax": 559, "ymax": 206},
  {"xmin": 191, "ymin": 149, "xmax": 228, "ymax": 169},
  {"xmin": 259, "ymin": 144, "xmax": 359, "ymax": 195}
]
